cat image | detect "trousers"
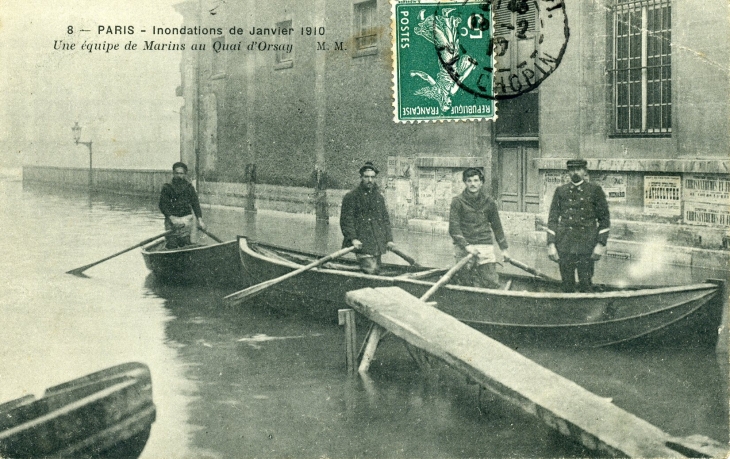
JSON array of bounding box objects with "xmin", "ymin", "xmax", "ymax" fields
[
  {"xmin": 164, "ymin": 214, "xmax": 194, "ymax": 249},
  {"xmin": 557, "ymin": 252, "xmax": 595, "ymax": 292},
  {"xmin": 453, "ymin": 245, "xmax": 501, "ymax": 289}
]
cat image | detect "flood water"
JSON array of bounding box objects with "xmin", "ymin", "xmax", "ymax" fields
[{"xmin": 1, "ymin": 173, "xmax": 728, "ymax": 458}]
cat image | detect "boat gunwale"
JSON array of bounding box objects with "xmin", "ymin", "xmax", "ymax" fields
[
  {"xmin": 0, "ymin": 379, "xmax": 144, "ymax": 439},
  {"xmin": 45, "ymin": 362, "xmax": 150, "ymax": 394},
  {"xmin": 142, "ymin": 239, "xmax": 236, "ymax": 256},
  {"xmin": 462, "ymin": 292, "xmax": 716, "ymax": 329},
  {"xmin": 238, "ymin": 237, "xmax": 719, "ymax": 301},
  {"xmin": 0, "ymin": 363, "xmax": 155, "ymax": 458}
]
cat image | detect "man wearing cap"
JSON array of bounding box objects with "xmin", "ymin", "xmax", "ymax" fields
[
  {"xmin": 159, "ymin": 162, "xmax": 206, "ymax": 249},
  {"xmin": 340, "ymin": 161, "xmax": 397, "ymax": 274},
  {"xmin": 546, "ymin": 159, "xmax": 610, "ymax": 292},
  {"xmin": 449, "ymin": 167, "xmax": 510, "ymax": 289}
]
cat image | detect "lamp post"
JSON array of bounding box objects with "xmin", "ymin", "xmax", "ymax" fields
[{"xmin": 72, "ymin": 122, "xmax": 93, "ymax": 190}]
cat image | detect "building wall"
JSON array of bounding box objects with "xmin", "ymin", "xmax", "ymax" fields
[
  {"xmin": 177, "ymin": 0, "xmax": 494, "ymax": 196},
  {"xmin": 538, "ymin": 0, "xmax": 729, "ymax": 229},
  {"xmin": 674, "ymin": 0, "xmax": 730, "ymax": 158},
  {"xmin": 176, "ymin": 0, "xmax": 730, "ymax": 241},
  {"xmin": 541, "ymin": 0, "xmax": 729, "ymax": 161}
]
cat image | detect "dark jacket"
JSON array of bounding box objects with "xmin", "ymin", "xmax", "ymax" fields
[
  {"xmin": 449, "ymin": 189, "xmax": 508, "ymax": 250},
  {"xmin": 340, "ymin": 184, "xmax": 393, "ymax": 256},
  {"xmin": 547, "ymin": 180, "xmax": 610, "ymax": 255},
  {"xmin": 159, "ymin": 180, "xmax": 203, "ymax": 219}
]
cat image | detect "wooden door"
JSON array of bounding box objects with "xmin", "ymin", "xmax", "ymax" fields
[{"xmin": 498, "ymin": 142, "xmax": 539, "ymax": 213}]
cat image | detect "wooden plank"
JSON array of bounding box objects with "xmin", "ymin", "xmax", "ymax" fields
[
  {"xmin": 337, "ymin": 309, "xmax": 357, "ymax": 374},
  {"xmin": 345, "ymin": 286, "xmax": 727, "ymax": 458},
  {"xmin": 358, "ymin": 324, "xmax": 384, "ymax": 373}
]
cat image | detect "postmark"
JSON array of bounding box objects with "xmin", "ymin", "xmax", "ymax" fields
[
  {"xmin": 392, "ymin": 0, "xmax": 496, "ymax": 123},
  {"xmin": 487, "ymin": 0, "xmax": 569, "ymax": 99},
  {"xmin": 391, "ymin": 0, "xmax": 569, "ymax": 123}
]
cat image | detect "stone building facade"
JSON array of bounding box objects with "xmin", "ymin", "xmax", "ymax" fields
[{"xmin": 174, "ymin": 0, "xmax": 730, "ymax": 251}]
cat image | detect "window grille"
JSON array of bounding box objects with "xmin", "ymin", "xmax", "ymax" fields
[{"xmin": 611, "ymin": 0, "xmax": 671, "ymax": 136}]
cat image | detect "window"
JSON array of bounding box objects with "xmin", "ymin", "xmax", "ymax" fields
[
  {"xmin": 611, "ymin": 0, "xmax": 671, "ymax": 136},
  {"xmin": 275, "ymin": 20, "xmax": 294, "ymax": 69},
  {"xmin": 493, "ymin": 0, "xmax": 538, "ymax": 46},
  {"xmin": 211, "ymin": 35, "xmax": 226, "ymax": 78},
  {"xmin": 492, "ymin": 1, "xmax": 539, "ymax": 98},
  {"xmin": 354, "ymin": 0, "xmax": 378, "ymax": 54}
]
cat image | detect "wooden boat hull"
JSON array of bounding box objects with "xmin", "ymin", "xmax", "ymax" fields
[
  {"xmin": 427, "ymin": 282, "xmax": 723, "ymax": 347},
  {"xmin": 142, "ymin": 239, "xmax": 241, "ymax": 287},
  {"xmin": 237, "ymin": 237, "xmax": 725, "ymax": 348},
  {"xmin": 0, "ymin": 362, "xmax": 156, "ymax": 458}
]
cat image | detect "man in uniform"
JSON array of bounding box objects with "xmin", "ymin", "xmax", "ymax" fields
[
  {"xmin": 340, "ymin": 161, "xmax": 397, "ymax": 274},
  {"xmin": 448, "ymin": 167, "xmax": 510, "ymax": 289},
  {"xmin": 546, "ymin": 159, "xmax": 610, "ymax": 292},
  {"xmin": 158, "ymin": 161, "xmax": 206, "ymax": 249}
]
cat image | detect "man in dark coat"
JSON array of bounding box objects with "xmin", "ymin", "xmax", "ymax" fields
[
  {"xmin": 340, "ymin": 161, "xmax": 397, "ymax": 274},
  {"xmin": 546, "ymin": 159, "xmax": 610, "ymax": 292},
  {"xmin": 159, "ymin": 162, "xmax": 206, "ymax": 249},
  {"xmin": 449, "ymin": 167, "xmax": 510, "ymax": 288}
]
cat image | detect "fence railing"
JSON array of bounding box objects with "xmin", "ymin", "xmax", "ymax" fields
[{"xmin": 23, "ymin": 166, "xmax": 169, "ymax": 196}]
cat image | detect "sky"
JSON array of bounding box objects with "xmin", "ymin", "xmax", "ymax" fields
[{"xmin": 0, "ymin": 0, "xmax": 186, "ymax": 169}]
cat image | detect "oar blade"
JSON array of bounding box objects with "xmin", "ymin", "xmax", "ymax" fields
[
  {"xmin": 224, "ymin": 280, "xmax": 275, "ymax": 305},
  {"xmin": 66, "ymin": 268, "xmax": 92, "ymax": 278},
  {"xmin": 224, "ymin": 245, "xmax": 356, "ymax": 306},
  {"xmin": 65, "ymin": 230, "xmax": 172, "ymax": 278}
]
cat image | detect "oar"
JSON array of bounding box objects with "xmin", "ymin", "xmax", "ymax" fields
[
  {"xmin": 200, "ymin": 228, "xmax": 224, "ymax": 243},
  {"xmin": 225, "ymin": 246, "xmax": 356, "ymax": 306},
  {"xmin": 389, "ymin": 246, "xmax": 421, "ymax": 267},
  {"xmin": 503, "ymin": 255, "xmax": 559, "ymax": 282},
  {"xmin": 395, "ymin": 267, "xmax": 448, "ymax": 280},
  {"xmin": 359, "ymin": 253, "xmax": 475, "ymax": 358},
  {"xmin": 385, "ymin": 253, "xmax": 476, "ymax": 367},
  {"xmin": 420, "ymin": 253, "xmax": 476, "ymax": 302},
  {"xmin": 67, "ymin": 230, "xmax": 172, "ymax": 277}
]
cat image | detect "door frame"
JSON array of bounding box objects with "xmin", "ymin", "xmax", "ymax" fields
[{"xmin": 495, "ymin": 140, "xmax": 540, "ymax": 213}]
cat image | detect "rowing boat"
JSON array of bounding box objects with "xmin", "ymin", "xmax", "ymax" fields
[
  {"xmin": 0, "ymin": 362, "xmax": 156, "ymax": 458},
  {"xmin": 142, "ymin": 239, "xmax": 241, "ymax": 287},
  {"xmin": 237, "ymin": 236, "xmax": 725, "ymax": 348}
]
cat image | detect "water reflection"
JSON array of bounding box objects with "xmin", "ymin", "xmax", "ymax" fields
[
  {"xmin": 151, "ymin": 278, "xmax": 592, "ymax": 457},
  {"xmin": 4, "ymin": 178, "xmax": 729, "ymax": 458}
]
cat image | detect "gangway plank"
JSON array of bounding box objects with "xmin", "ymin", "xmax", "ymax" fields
[{"xmin": 344, "ymin": 286, "xmax": 726, "ymax": 458}]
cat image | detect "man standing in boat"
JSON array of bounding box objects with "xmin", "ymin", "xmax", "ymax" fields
[
  {"xmin": 448, "ymin": 167, "xmax": 510, "ymax": 289},
  {"xmin": 546, "ymin": 159, "xmax": 610, "ymax": 292},
  {"xmin": 340, "ymin": 161, "xmax": 397, "ymax": 274},
  {"xmin": 159, "ymin": 162, "xmax": 206, "ymax": 249}
]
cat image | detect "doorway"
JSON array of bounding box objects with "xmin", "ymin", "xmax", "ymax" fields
[{"xmin": 498, "ymin": 142, "xmax": 539, "ymax": 213}]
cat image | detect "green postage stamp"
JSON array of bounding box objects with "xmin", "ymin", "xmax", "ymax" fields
[{"xmin": 392, "ymin": 0, "xmax": 496, "ymax": 123}]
